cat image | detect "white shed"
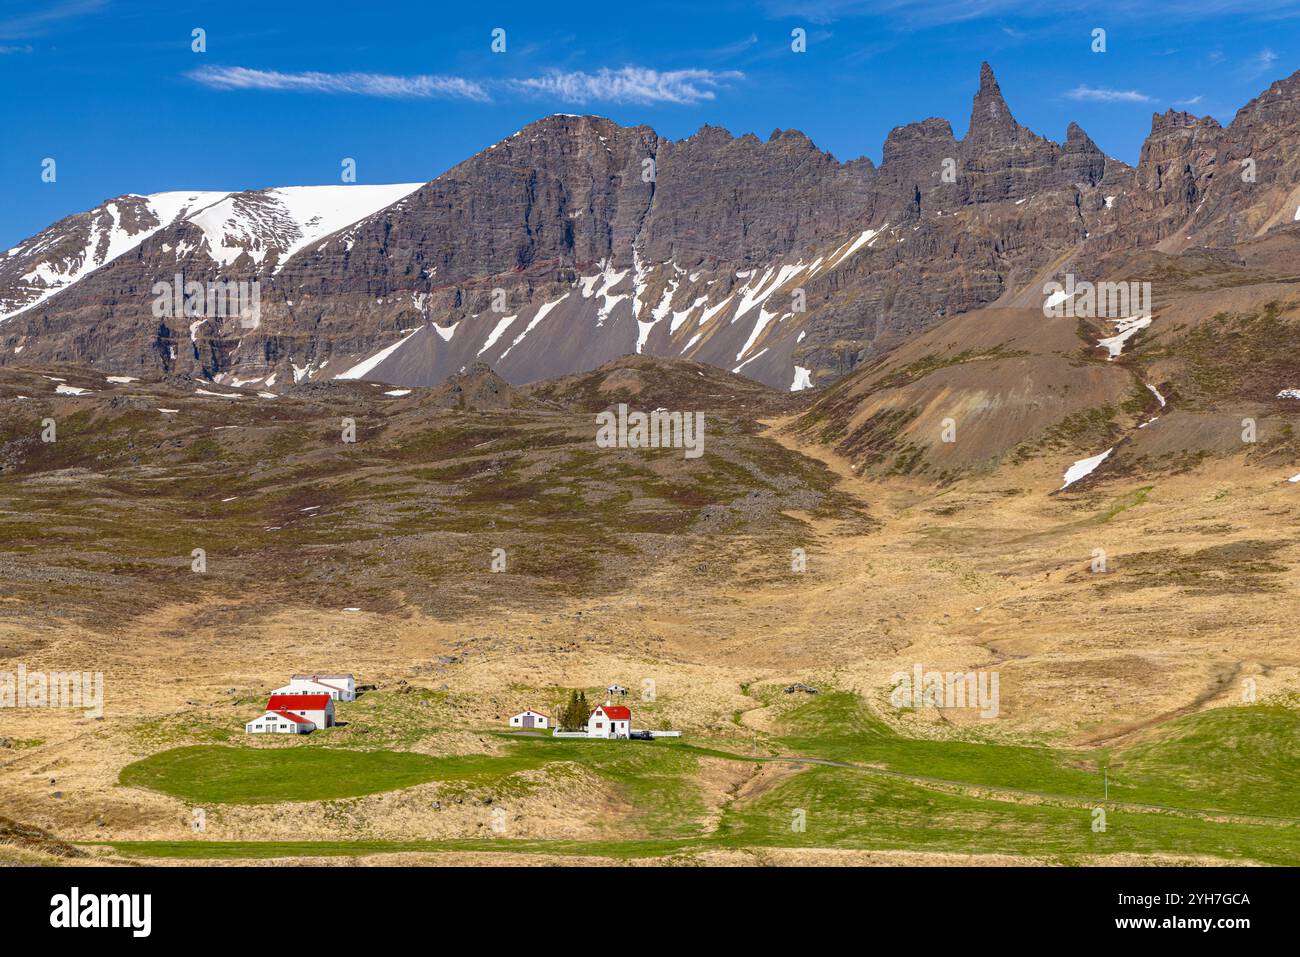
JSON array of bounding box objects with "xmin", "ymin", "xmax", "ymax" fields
[{"xmin": 508, "ymin": 709, "xmax": 551, "ymax": 729}]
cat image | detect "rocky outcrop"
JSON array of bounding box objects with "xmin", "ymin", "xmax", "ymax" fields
[{"xmin": 419, "ymin": 361, "xmax": 526, "ymax": 411}]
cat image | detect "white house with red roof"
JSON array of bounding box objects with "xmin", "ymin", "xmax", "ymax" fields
[
  {"xmin": 245, "ymin": 708, "xmax": 317, "ymax": 734},
  {"xmin": 587, "ymin": 704, "xmax": 631, "ymax": 739},
  {"xmin": 272, "ymin": 673, "xmax": 356, "ymax": 701},
  {"xmin": 260, "ymin": 693, "xmax": 335, "ymax": 730}
]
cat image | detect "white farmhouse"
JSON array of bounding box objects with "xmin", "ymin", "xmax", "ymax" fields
[
  {"xmin": 272, "ymin": 673, "xmax": 356, "ymax": 701},
  {"xmin": 587, "ymin": 704, "xmax": 631, "ymax": 739},
  {"xmin": 508, "ymin": 709, "xmax": 550, "ymax": 729},
  {"xmin": 264, "ymin": 693, "xmax": 335, "ymax": 729},
  {"xmin": 246, "ymin": 710, "xmax": 316, "ymax": 734}
]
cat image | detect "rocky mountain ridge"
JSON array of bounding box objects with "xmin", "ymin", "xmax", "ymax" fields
[{"xmin": 4, "ymin": 62, "xmax": 1300, "ymax": 397}]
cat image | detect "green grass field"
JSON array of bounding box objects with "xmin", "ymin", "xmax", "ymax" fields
[
  {"xmin": 711, "ymin": 764, "xmax": 1300, "ymax": 865},
  {"xmin": 119, "ymin": 746, "xmax": 547, "ymax": 804},
  {"xmin": 772, "ymin": 692, "xmax": 1300, "ymax": 819}
]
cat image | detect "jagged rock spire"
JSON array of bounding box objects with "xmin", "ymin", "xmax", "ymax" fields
[{"xmin": 966, "ymin": 62, "xmax": 1021, "ymax": 146}]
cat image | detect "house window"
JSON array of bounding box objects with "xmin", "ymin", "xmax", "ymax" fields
[{"xmin": 595, "ymin": 722, "xmax": 603, "ymax": 729}]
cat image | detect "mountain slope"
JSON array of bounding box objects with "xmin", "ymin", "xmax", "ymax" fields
[{"xmin": 790, "ymin": 231, "xmax": 1300, "ymax": 490}]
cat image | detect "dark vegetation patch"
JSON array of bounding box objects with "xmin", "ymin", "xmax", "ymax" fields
[
  {"xmin": 870, "ymin": 346, "xmax": 1031, "ymax": 392},
  {"xmin": 1152, "ymin": 301, "xmax": 1300, "ymax": 407},
  {"xmin": 1094, "ymin": 539, "xmax": 1288, "ymax": 596}
]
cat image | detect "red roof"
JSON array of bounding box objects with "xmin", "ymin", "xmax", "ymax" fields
[
  {"xmin": 267, "ymin": 694, "xmax": 332, "ymax": 711},
  {"xmin": 592, "ymin": 705, "xmax": 631, "ymax": 720},
  {"xmin": 269, "ymin": 710, "xmax": 314, "ymax": 726}
]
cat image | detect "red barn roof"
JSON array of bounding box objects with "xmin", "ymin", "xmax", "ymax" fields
[
  {"xmin": 592, "ymin": 705, "xmax": 631, "ymax": 720},
  {"xmin": 269, "ymin": 710, "xmax": 315, "ymax": 725},
  {"xmin": 267, "ymin": 694, "xmax": 332, "ymax": 711}
]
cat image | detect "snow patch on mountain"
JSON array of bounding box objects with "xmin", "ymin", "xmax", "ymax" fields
[
  {"xmin": 189, "ymin": 184, "xmax": 422, "ymax": 271},
  {"xmin": 578, "ymin": 261, "xmax": 630, "ymax": 326},
  {"xmin": 337, "ymin": 326, "xmax": 425, "ymax": 380},
  {"xmin": 479, "ymin": 314, "xmax": 518, "ymax": 356},
  {"xmin": 733, "ymin": 348, "xmax": 768, "ymax": 373},
  {"xmin": 268, "ymin": 184, "xmax": 423, "ymax": 271},
  {"xmin": 1061, "ymin": 448, "xmax": 1112, "ymax": 489},
  {"xmin": 1097, "ymin": 315, "xmax": 1152, "ymax": 359}
]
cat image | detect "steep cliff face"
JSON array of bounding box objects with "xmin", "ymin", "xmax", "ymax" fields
[
  {"xmin": 1091, "ymin": 68, "xmax": 1300, "ymax": 256},
  {"xmin": 1185, "ymin": 68, "xmax": 1300, "ymax": 244},
  {"xmin": 1095, "ymin": 110, "xmax": 1222, "ymax": 252},
  {"xmin": 639, "ymin": 125, "xmax": 876, "ymax": 267},
  {"xmin": 287, "ymin": 115, "xmax": 658, "ymax": 287},
  {"xmin": 4, "ymin": 63, "xmax": 1300, "ymax": 395}
]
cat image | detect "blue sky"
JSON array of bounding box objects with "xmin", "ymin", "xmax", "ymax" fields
[{"xmin": 2, "ymin": 0, "xmax": 1297, "ymax": 248}]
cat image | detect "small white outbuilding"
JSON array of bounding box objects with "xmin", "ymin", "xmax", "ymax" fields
[{"xmin": 508, "ymin": 709, "xmax": 550, "ymax": 729}]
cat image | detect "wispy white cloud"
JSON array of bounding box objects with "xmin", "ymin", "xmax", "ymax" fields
[
  {"xmin": 1175, "ymin": 95, "xmax": 1204, "ymax": 106},
  {"xmin": 511, "ymin": 66, "xmax": 743, "ymax": 105},
  {"xmin": 0, "ymin": 44, "xmax": 34, "ymax": 53},
  {"xmin": 188, "ymin": 64, "xmax": 743, "ymax": 107},
  {"xmin": 187, "ymin": 65, "xmax": 490, "ymax": 102},
  {"xmin": 0, "ymin": 0, "xmax": 105, "ymax": 39},
  {"xmin": 1064, "ymin": 84, "xmax": 1154, "ymax": 104},
  {"xmin": 1243, "ymin": 47, "xmax": 1279, "ymax": 78},
  {"xmin": 708, "ymin": 33, "xmax": 760, "ymax": 58}
]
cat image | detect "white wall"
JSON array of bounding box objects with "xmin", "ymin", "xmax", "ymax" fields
[
  {"xmin": 509, "ymin": 711, "xmax": 549, "ymax": 728},
  {"xmin": 246, "ymin": 712, "xmax": 314, "ymax": 734},
  {"xmin": 277, "ymin": 677, "xmax": 355, "ymax": 701},
  {"xmin": 270, "ymin": 701, "xmax": 334, "ymax": 728},
  {"xmin": 586, "ymin": 711, "xmax": 630, "ymax": 738}
]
